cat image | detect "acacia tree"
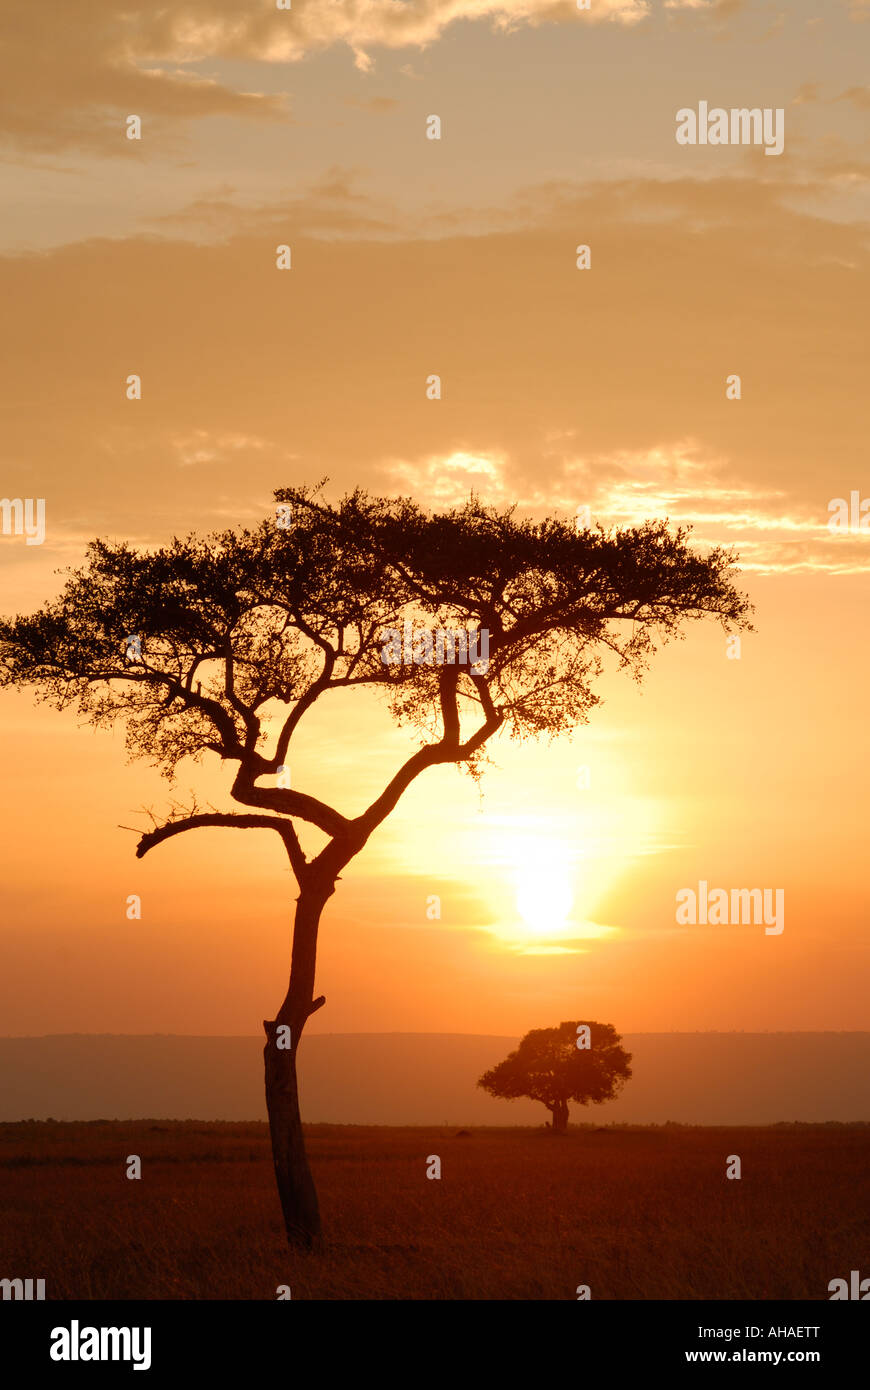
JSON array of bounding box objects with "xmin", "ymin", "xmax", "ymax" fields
[
  {"xmin": 0, "ymin": 485, "xmax": 750, "ymax": 1247},
  {"xmin": 478, "ymin": 1021, "xmax": 632, "ymax": 1132}
]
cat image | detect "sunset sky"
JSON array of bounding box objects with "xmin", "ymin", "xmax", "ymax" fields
[{"xmin": 1, "ymin": 0, "xmax": 868, "ymax": 1039}]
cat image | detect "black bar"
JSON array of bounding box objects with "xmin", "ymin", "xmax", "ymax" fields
[{"xmin": 2, "ymin": 1299, "xmax": 864, "ymax": 1376}]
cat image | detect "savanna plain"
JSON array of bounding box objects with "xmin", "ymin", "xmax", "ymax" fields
[{"xmin": 2, "ymin": 1121, "xmax": 867, "ymax": 1300}]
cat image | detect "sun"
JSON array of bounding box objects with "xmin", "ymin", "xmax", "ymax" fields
[{"xmin": 514, "ymin": 852, "xmax": 575, "ymax": 936}]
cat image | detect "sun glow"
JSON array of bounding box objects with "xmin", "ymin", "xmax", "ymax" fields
[
  {"xmin": 515, "ymin": 853, "xmax": 574, "ymax": 936},
  {"xmin": 489, "ymin": 828, "xmax": 624, "ymax": 953}
]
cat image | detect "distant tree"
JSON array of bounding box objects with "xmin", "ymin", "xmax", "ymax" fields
[
  {"xmin": 0, "ymin": 485, "xmax": 748, "ymax": 1248},
  {"xmin": 478, "ymin": 1022, "xmax": 632, "ymax": 1132}
]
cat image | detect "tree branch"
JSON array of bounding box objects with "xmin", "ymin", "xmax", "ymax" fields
[
  {"xmin": 352, "ymin": 684, "xmax": 504, "ymax": 844},
  {"xmin": 231, "ymin": 766, "xmax": 351, "ymax": 841},
  {"xmin": 134, "ymin": 811, "xmax": 308, "ymax": 880}
]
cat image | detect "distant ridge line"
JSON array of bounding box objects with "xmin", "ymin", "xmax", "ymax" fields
[
  {"xmin": 3, "ymin": 1030, "xmax": 868, "ymax": 1041},
  {"xmin": 1, "ymin": 1033, "xmax": 868, "ymax": 1124}
]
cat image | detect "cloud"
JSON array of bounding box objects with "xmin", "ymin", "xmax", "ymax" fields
[
  {"xmin": 149, "ymin": 168, "xmax": 402, "ymax": 241},
  {"xmin": 381, "ymin": 450, "xmax": 513, "ymax": 506},
  {"xmin": 123, "ymin": 0, "xmax": 651, "ymax": 64},
  {"xmin": 0, "ymin": 4, "xmax": 291, "ymax": 154},
  {"xmin": 148, "ymin": 159, "xmax": 870, "ymax": 249},
  {"xmin": 170, "ymin": 430, "xmax": 273, "ymax": 467},
  {"xmin": 835, "ymin": 86, "xmax": 870, "ymax": 110},
  {"xmin": 382, "ymin": 442, "xmax": 870, "ymax": 575},
  {"xmin": 0, "ymin": 0, "xmax": 649, "ymax": 152},
  {"xmin": 555, "ymin": 445, "xmax": 870, "ymax": 575},
  {"xmin": 0, "ymin": 171, "xmax": 865, "ymax": 585},
  {"xmin": 344, "ymin": 96, "xmax": 400, "ymax": 114},
  {"xmin": 664, "ymin": 0, "xmax": 745, "ymax": 23}
]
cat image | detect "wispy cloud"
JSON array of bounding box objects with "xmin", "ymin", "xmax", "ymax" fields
[
  {"xmin": 382, "ymin": 442, "xmax": 870, "ymax": 575},
  {"xmin": 0, "ymin": 0, "xmax": 648, "ymax": 153},
  {"xmin": 0, "ymin": 3, "xmax": 289, "ymax": 154}
]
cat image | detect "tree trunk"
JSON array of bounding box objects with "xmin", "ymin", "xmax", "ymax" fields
[
  {"xmin": 263, "ymin": 1021, "xmax": 320, "ymax": 1247},
  {"xmin": 549, "ymin": 1099, "xmax": 569, "ymax": 1134},
  {"xmin": 263, "ymin": 884, "xmax": 330, "ymax": 1250}
]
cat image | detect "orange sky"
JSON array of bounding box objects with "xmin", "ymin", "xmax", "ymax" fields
[{"xmin": 1, "ymin": 0, "xmax": 868, "ymax": 1037}]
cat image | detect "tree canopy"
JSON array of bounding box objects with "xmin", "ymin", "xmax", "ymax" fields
[
  {"xmin": 478, "ymin": 1021, "xmax": 633, "ymax": 1131},
  {"xmin": 0, "ymin": 484, "xmax": 751, "ymax": 878}
]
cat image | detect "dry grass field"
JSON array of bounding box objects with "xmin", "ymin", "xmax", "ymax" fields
[{"xmin": 1, "ymin": 1121, "xmax": 867, "ymax": 1300}]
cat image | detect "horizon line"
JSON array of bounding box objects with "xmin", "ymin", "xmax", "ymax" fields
[{"xmin": 2, "ymin": 1029, "xmax": 869, "ymax": 1041}]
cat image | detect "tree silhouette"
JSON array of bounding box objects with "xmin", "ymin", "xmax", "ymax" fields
[
  {"xmin": 478, "ymin": 1021, "xmax": 632, "ymax": 1132},
  {"xmin": 0, "ymin": 484, "xmax": 750, "ymax": 1247}
]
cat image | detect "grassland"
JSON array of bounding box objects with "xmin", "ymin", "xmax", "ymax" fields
[{"xmin": 1, "ymin": 1120, "xmax": 867, "ymax": 1299}]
